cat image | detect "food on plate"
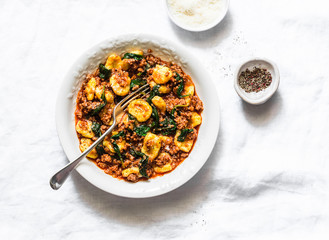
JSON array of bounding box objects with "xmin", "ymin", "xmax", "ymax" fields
[{"xmin": 74, "ymin": 49, "xmax": 203, "ymax": 182}]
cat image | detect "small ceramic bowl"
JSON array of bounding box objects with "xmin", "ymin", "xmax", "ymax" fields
[
  {"xmin": 165, "ymin": 0, "xmax": 230, "ymax": 32},
  {"xmin": 234, "ymin": 58, "xmax": 280, "ymax": 105}
]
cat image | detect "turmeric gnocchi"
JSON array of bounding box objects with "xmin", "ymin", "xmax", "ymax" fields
[
  {"xmin": 110, "ymin": 69, "xmax": 131, "ymax": 96},
  {"xmin": 128, "ymin": 99, "xmax": 152, "ymax": 122},
  {"xmin": 75, "ymin": 49, "xmax": 203, "ymax": 182},
  {"xmin": 141, "ymin": 132, "xmax": 161, "ymax": 161},
  {"xmin": 79, "ymin": 138, "xmax": 98, "ymax": 159},
  {"xmin": 152, "ymin": 65, "xmax": 172, "ymax": 84}
]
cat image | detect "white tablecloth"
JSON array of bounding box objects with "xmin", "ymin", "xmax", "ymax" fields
[{"xmin": 1, "ymin": 0, "xmax": 329, "ymax": 239}]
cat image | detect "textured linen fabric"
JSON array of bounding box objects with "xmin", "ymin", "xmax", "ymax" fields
[{"xmin": 1, "ymin": 0, "xmax": 329, "ymax": 239}]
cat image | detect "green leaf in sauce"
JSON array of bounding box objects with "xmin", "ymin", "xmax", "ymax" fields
[
  {"xmin": 91, "ymin": 122, "xmax": 101, "ymax": 137},
  {"xmin": 111, "ymin": 131, "xmax": 125, "ymax": 140},
  {"xmin": 156, "ymin": 117, "xmax": 176, "ymax": 135},
  {"xmin": 147, "ymin": 85, "xmax": 160, "ymax": 103},
  {"xmin": 112, "ymin": 141, "xmax": 124, "ymax": 166},
  {"xmin": 177, "ymin": 129, "xmax": 194, "ymax": 142},
  {"xmin": 95, "ymin": 144, "xmax": 106, "ymax": 155},
  {"xmin": 99, "ymin": 64, "xmax": 111, "ymax": 80},
  {"xmin": 130, "ymin": 78, "xmax": 147, "ymax": 88},
  {"xmin": 130, "ymin": 149, "xmax": 149, "ymax": 178},
  {"xmin": 90, "ymin": 86, "xmax": 107, "ymax": 116},
  {"xmin": 123, "ymin": 53, "xmax": 143, "ymax": 61},
  {"xmin": 170, "ymin": 104, "xmax": 188, "ymax": 118},
  {"xmin": 128, "ymin": 113, "xmax": 136, "ymax": 121},
  {"xmin": 151, "ymin": 105, "xmax": 159, "ymax": 127},
  {"xmin": 175, "ymin": 73, "xmax": 191, "ymax": 98},
  {"xmin": 134, "ymin": 124, "xmax": 152, "ymax": 136}
]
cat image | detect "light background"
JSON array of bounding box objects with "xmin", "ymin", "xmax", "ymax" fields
[{"xmin": 1, "ymin": 0, "xmax": 329, "ymax": 239}]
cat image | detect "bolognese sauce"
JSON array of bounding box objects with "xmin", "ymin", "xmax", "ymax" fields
[{"xmin": 75, "ymin": 49, "xmax": 203, "ymax": 182}]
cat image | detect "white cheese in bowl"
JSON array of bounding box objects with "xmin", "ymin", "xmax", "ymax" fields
[{"xmin": 167, "ymin": 0, "xmax": 226, "ymax": 31}]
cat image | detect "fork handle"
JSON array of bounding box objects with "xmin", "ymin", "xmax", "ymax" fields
[{"xmin": 50, "ymin": 120, "xmax": 117, "ymax": 190}]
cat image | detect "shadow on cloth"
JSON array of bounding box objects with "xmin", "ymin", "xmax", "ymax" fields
[
  {"xmin": 241, "ymin": 91, "xmax": 283, "ymax": 126},
  {"xmin": 169, "ymin": 11, "xmax": 233, "ymax": 48},
  {"xmin": 71, "ymin": 127, "xmax": 223, "ymax": 226}
]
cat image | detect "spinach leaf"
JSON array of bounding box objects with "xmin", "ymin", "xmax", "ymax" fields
[
  {"xmin": 139, "ymin": 154, "xmax": 149, "ymax": 178},
  {"xmin": 91, "ymin": 122, "xmax": 101, "ymax": 137},
  {"xmin": 151, "ymin": 105, "xmax": 159, "ymax": 127},
  {"xmin": 130, "ymin": 78, "xmax": 147, "ymax": 88},
  {"xmin": 112, "ymin": 141, "xmax": 124, "ymax": 165},
  {"xmin": 130, "ymin": 149, "xmax": 149, "ymax": 178},
  {"xmin": 90, "ymin": 86, "xmax": 107, "ymax": 116},
  {"xmin": 147, "ymin": 85, "xmax": 160, "ymax": 103},
  {"xmin": 175, "ymin": 73, "xmax": 190, "ymax": 98},
  {"xmin": 128, "ymin": 113, "xmax": 136, "ymax": 121},
  {"xmin": 96, "ymin": 145, "xmax": 106, "ymax": 155},
  {"xmin": 99, "ymin": 64, "xmax": 111, "ymax": 80},
  {"xmin": 123, "ymin": 53, "xmax": 143, "ymax": 61},
  {"xmin": 111, "ymin": 131, "xmax": 125, "ymax": 140},
  {"xmin": 156, "ymin": 117, "xmax": 177, "ymax": 135},
  {"xmin": 170, "ymin": 104, "xmax": 188, "ymax": 119},
  {"xmin": 177, "ymin": 129, "xmax": 194, "ymax": 142},
  {"xmin": 134, "ymin": 124, "xmax": 152, "ymax": 136}
]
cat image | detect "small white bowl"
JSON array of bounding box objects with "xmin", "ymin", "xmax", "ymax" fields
[
  {"xmin": 165, "ymin": 0, "xmax": 229, "ymax": 32},
  {"xmin": 234, "ymin": 58, "xmax": 280, "ymax": 105}
]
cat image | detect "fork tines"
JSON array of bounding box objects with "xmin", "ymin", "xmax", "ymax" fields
[{"xmin": 118, "ymin": 84, "xmax": 151, "ymax": 110}]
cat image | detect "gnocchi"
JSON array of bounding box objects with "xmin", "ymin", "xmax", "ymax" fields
[
  {"xmin": 174, "ymin": 130, "xmax": 194, "ymax": 152},
  {"xmin": 128, "ymin": 99, "xmax": 152, "ymax": 122},
  {"xmin": 85, "ymin": 77, "xmax": 96, "ymax": 101},
  {"xmin": 105, "ymin": 54, "xmax": 122, "ymax": 69},
  {"xmin": 103, "ymin": 132, "xmax": 126, "ymax": 153},
  {"xmin": 151, "ymin": 96, "xmax": 166, "ymax": 112},
  {"xmin": 122, "ymin": 167, "xmax": 140, "ymax": 178},
  {"xmin": 154, "ymin": 153, "xmax": 172, "ymax": 173},
  {"xmin": 150, "ymin": 81, "xmax": 172, "ymax": 94},
  {"xmin": 189, "ymin": 112, "xmax": 202, "ymax": 128},
  {"xmin": 110, "ymin": 71, "xmax": 131, "ymax": 96},
  {"xmin": 130, "ymin": 50, "xmax": 143, "ymax": 56},
  {"xmin": 79, "ymin": 138, "xmax": 98, "ymax": 159},
  {"xmin": 75, "ymin": 120, "xmax": 94, "ymax": 138},
  {"xmin": 152, "ymin": 65, "xmax": 172, "ymax": 84},
  {"xmin": 95, "ymin": 85, "xmax": 114, "ymax": 103},
  {"xmin": 182, "ymin": 80, "xmax": 195, "ymax": 105},
  {"xmin": 141, "ymin": 132, "xmax": 161, "ymax": 161}
]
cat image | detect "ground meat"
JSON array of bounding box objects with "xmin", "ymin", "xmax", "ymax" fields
[
  {"xmin": 125, "ymin": 130, "xmax": 144, "ymax": 143},
  {"xmin": 127, "ymin": 173, "xmax": 139, "ymax": 182},
  {"xmin": 191, "ymin": 95, "xmax": 203, "ymax": 112},
  {"xmin": 112, "ymin": 68, "xmax": 130, "ymax": 87},
  {"xmin": 175, "ymin": 115, "xmax": 189, "ymax": 130},
  {"xmin": 104, "ymin": 165, "xmax": 121, "ymax": 177},
  {"xmin": 155, "ymin": 153, "xmax": 171, "ymax": 167},
  {"xmin": 100, "ymin": 154, "xmax": 112, "ymax": 164},
  {"xmin": 99, "ymin": 105, "xmax": 113, "ymax": 125},
  {"xmin": 101, "ymin": 125, "xmax": 109, "ymax": 134},
  {"xmin": 78, "ymin": 93, "xmax": 100, "ymax": 115},
  {"xmin": 186, "ymin": 129, "xmax": 197, "ymax": 141},
  {"xmin": 164, "ymin": 93, "xmax": 187, "ymax": 112}
]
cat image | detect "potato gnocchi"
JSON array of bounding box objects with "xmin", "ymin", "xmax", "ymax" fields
[{"xmin": 75, "ymin": 49, "xmax": 203, "ymax": 182}]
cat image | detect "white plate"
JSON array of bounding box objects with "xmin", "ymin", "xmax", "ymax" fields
[{"xmin": 56, "ymin": 34, "xmax": 220, "ymax": 198}]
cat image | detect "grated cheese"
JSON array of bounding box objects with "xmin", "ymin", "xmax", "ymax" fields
[{"xmin": 168, "ymin": 0, "xmax": 224, "ymax": 29}]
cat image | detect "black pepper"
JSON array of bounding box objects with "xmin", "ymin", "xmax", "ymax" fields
[{"xmin": 238, "ymin": 67, "xmax": 272, "ymax": 93}]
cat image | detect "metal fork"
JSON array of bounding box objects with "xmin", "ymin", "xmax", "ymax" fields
[{"xmin": 50, "ymin": 84, "xmax": 150, "ymax": 190}]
